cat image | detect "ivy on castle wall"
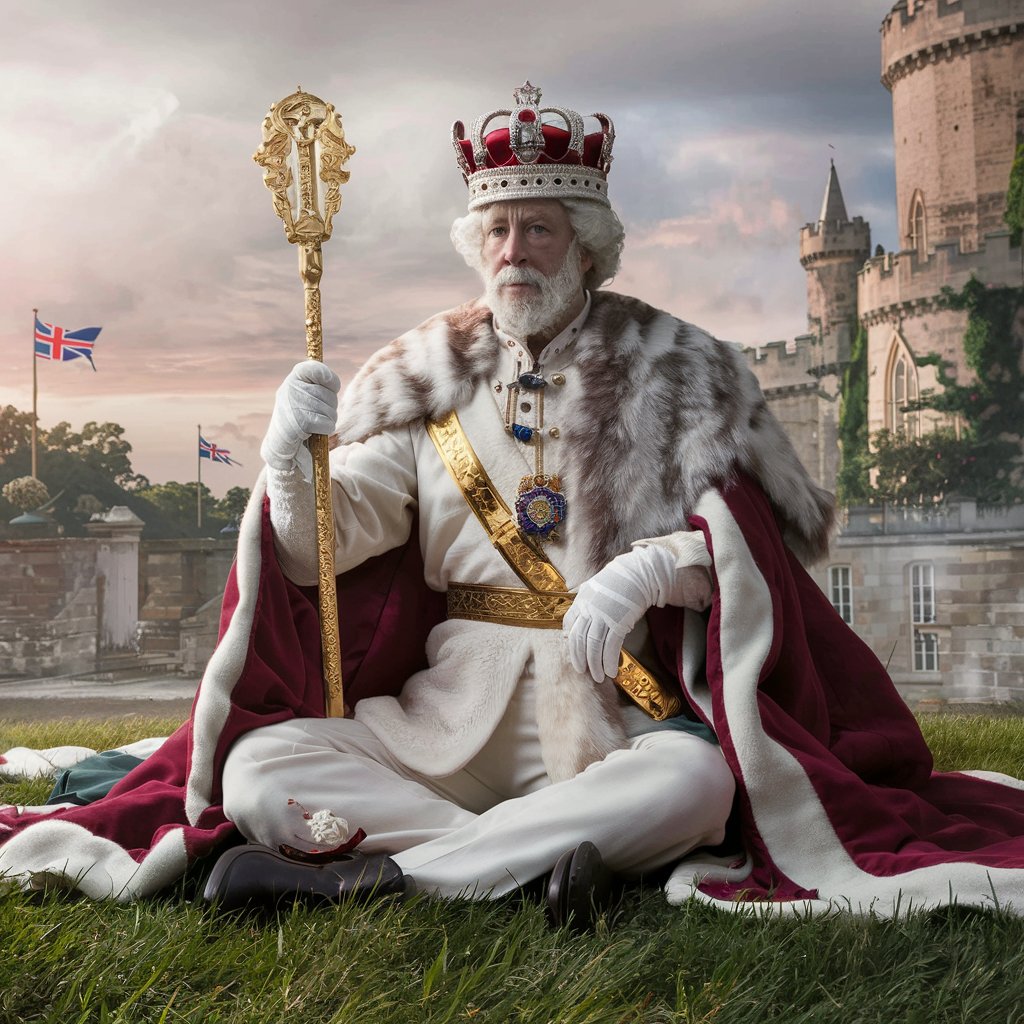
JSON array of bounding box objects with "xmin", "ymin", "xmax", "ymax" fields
[
  {"xmin": 835, "ymin": 323, "xmax": 871, "ymax": 504},
  {"xmin": 837, "ymin": 280, "xmax": 1024, "ymax": 505},
  {"xmin": 1006, "ymin": 142, "xmax": 1024, "ymax": 248}
]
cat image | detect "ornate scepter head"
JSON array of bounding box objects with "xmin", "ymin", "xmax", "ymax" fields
[{"xmin": 253, "ymin": 87, "xmax": 356, "ymax": 247}]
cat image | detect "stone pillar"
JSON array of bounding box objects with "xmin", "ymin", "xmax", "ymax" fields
[{"xmin": 85, "ymin": 506, "xmax": 144, "ymax": 651}]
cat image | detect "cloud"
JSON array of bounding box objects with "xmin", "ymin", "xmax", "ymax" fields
[{"xmin": 0, "ymin": 0, "xmax": 902, "ymax": 489}]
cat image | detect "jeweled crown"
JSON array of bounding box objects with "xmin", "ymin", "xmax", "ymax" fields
[{"xmin": 452, "ymin": 81, "xmax": 615, "ymax": 210}]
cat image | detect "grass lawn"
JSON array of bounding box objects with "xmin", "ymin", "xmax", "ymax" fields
[{"xmin": 2, "ymin": 714, "xmax": 1024, "ymax": 1023}]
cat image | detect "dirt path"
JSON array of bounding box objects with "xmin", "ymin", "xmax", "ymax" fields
[
  {"xmin": 0, "ymin": 697, "xmax": 195, "ymax": 723},
  {"xmin": 0, "ymin": 675, "xmax": 199, "ymax": 724}
]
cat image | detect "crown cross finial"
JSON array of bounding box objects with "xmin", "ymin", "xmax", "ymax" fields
[
  {"xmin": 513, "ymin": 81, "xmax": 542, "ymax": 108},
  {"xmin": 510, "ymin": 80, "xmax": 545, "ymax": 165}
]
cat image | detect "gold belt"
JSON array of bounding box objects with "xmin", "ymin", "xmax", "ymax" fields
[
  {"xmin": 444, "ymin": 584, "xmax": 682, "ymax": 723},
  {"xmin": 446, "ymin": 581, "xmax": 681, "ymax": 721},
  {"xmin": 447, "ymin": 582, "xmax": 573, "ymax": 628}
]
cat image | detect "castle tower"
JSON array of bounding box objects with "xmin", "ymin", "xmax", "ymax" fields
[
  {"xmin": 859, "ymin": 0, "xmax": 1023, "ymax": 441},
  {"xmin": 882, "ymin": 0, "xmax": 1024, "ymax": 255},
  {"xmin": 799, "ymin": 162, "xmax": 872, "ymax": 366}
]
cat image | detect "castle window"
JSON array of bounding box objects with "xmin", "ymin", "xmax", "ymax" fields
[
  {"xmin": 910, "ymin": 562, "xmax": 938, "ymax": 673},
  {"xmin": 829, "ymin": 565, "xmax": 853, "ymax": 624},
  {"xmin": 914, "ymin": 631, "xmax": 939, "ymax": 673},
  {"xmin": 886, "ymin": 342, "xmax": 920, "ymax": 436},
  {"xmin": 909, "ymin": 190, "xmax": 927, "ymax": 258}
]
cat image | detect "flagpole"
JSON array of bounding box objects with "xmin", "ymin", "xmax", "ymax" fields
[
  {"xmin": 197, "ymin": 424, "xmax": 202, "ymax": 529},
  {"xmin": 31, "ymin": 308, "xmax": 38, "ymax": 479}
]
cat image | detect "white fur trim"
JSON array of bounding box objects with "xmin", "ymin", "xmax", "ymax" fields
[
  {"xmin": 0, "ymin": 819, "xmax": 188, "ymax": 901},
  {"xmin": 184, "ymin": 475, "xmax": 267, "ymax": 824},
  {"xmin": 666, "ymin": 491, "xmax": 1024, "ymax": 917}
]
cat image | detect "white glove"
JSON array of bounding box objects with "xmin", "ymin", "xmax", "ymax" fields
[
  {"xmin": 261, "ymin": 360, "xmax": 341, "ymax": 475},
  {"xmin": 563, "ymin": 538, "xmax": 713, "ymax": 683}
]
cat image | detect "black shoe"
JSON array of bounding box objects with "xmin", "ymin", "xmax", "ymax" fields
[
  {"xmin": 202, "ymin": 843, "xmax": 407, "ymax": 910},
  {"xmin": 545, "ymin": 840, "xmax": 613, "ymax": 931}
]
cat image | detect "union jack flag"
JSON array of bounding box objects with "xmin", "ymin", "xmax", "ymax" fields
[
  {"xmin": 34, "ymin": 317, "xmax": 101, "ymax": 370},
  {"xmin": 199, "ymin": 436, "xmax": 240, "ymax": 466}
]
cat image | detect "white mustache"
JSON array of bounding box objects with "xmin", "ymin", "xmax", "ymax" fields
[{"xmin": 495, "ymin": 266, "xmax": 545, "ymax": 287}]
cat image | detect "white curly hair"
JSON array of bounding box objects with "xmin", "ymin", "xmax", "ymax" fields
[{"xmin": 450, "ymin": 198, "xmax": 625, "ymax": 291}]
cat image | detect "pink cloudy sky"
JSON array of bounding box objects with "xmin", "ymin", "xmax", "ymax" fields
[{"xmin": 0, "ymin": 1, "xmax": 899, "ymax": 497}]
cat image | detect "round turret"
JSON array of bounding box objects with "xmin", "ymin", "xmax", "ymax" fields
[
  {"xmin": 881, "ymin": 0, "xmax": 1024, "ymax": 253},
  {"xmin": 800, "ymin": 163, "xmax": 871, "ymax": 349}
]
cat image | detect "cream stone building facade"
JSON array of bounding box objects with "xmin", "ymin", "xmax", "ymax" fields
[{"xmin": 747, "ymin": 0, "xmax": 1024, "ymax": 703}]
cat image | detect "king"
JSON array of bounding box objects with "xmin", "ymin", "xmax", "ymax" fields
[
  {"xmin": 13, "ymin": 83, "xmax": 1021, "ymax": 926},
  {"xmin": 207, "ymin": 80, "xmax": 827, "ymax": 924}
]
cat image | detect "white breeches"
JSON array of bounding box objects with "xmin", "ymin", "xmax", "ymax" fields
[{"xmin": 221, "ymin": 697, "xmax": 736, "ymax": 899}]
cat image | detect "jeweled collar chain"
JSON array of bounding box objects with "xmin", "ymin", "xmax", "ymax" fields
[{"xmin": 494, "ymin": 294, "xmax": 591, "ymax": 543}]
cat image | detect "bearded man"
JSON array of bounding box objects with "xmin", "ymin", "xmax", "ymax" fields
[{"xmin": 206, "ymin": 82, "xmax": 828, "ymax": 923}]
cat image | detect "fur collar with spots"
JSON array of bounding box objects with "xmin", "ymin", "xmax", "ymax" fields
[{"xmin": 336, "ymin": 290, "xmax": 834, "ymax": 570}]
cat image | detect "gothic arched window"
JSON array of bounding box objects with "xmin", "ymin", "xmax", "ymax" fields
[
  {"xmin": 886, "ymin": 339, "xmax": 920, "ymax": 436},
  {"xmin": 909, "ymin": 190, "xmax": 927, "ymax": 258}
]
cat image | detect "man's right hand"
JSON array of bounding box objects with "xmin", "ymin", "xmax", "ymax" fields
[{"xmin": 261, "ymin": 360, "xmax": 341, "ymax": 472}]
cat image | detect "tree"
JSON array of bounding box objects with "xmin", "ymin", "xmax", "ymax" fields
[
  {"xmin": 1006, "ymin": 141, "xmax": 1024, "ymax": 249},
  {"xmin": 2, "ymin": 476, "xmax": 50, "ymax": 514},
  {"xmin": 838, "ymin": 281, "xmax": 1024, "ymax": 506},
  {"xmin": 44, "ymin": 420, "xmax": 148, "ymax": 490},
  {"xmin": 215, "ymin": 486, "xmax": 251, "ymax": 524},
  {"xmin": 0, "ymin": 406, "xmax": 36, "ymax": 465},
  {"xmin": 0, "ymin": 409, "xmax": 195, "ymax": 537},
  {"xmin": 871, "ymin": 428, "xmax": 980, "ymax": 505},
  {"xmin": 836, "ymin": 325, "xmax": 871, "ymax": 505},
  {"xmin": 139, "ymin": 481, "xmax": 217, "ymax": 524}
]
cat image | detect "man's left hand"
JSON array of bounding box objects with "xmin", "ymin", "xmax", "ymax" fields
[{"xmin": 563, "ymin": 542, "xmax": 712, "ymax": 683}]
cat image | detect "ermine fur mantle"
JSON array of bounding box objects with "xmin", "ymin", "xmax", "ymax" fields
[{"xmin": 335, "ymin": 291, "xmax": 834, "ymax": 571}]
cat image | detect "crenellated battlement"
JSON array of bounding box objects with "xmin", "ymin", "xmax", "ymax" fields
[
  {"xmin": 881, "ymin": 0, "xmax": 1022, "ymax": 90},
  {"xmin": 858, "ymin": 229, "xmax": 1021, "ymax": 324},
  {"xmin": 800, "ymin": 217, "xmax": 872, "ymax": 267},
  {"xmin": 744, "ymin": 334, "xmax": 827, "ymax": 392}
]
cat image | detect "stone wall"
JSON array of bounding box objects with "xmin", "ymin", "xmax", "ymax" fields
[
  {"xmin": 812, "ymin": 501, "xmax": 1024, "ymax": 702},
  {"xmin": 800, "ymin": 217, "xmax": 871, "ymax": 345},
  {"xmin": 858, "ymin": 231, "xmax": 1020, "ymax": 436},
  {"xmin": 859, "ymin": 231, "xmax": 1020, "ymax": 315},
  {"xmin": 137, "ymin": 539, "xmax": 236, "ymax": 665},
  {"xmin": 744, "ymin": 336, "xmax": 843, "ymax": 493},
  {"xmin": 0, "ymin": 533, "xmax": 235, "ymax": 680},
  {"xmin": 0, "ymin": 538, "xmax": 100, "ymax": 677}
]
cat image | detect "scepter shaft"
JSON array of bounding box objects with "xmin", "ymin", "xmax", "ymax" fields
[
  {"xmin": 254, "ymin": 88, "xmax": 354, "ymax": 719},
  {"xmin": 300, "ymin": 243, "xmax": 344, "ymax": 718}
]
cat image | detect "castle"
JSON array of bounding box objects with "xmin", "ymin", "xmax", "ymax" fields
[
  {"xmin": 746, "ymin": 0, "xmax": 1024, "ymax": 703},
  {"xmin": 750, "ymin": 0, "xmax": 1023, "ymax": 488}
]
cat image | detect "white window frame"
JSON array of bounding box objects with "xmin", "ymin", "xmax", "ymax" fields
[
  {"xmin": 913, "ymin": 629, "xmax": 939, "ymax": 673},
  {"xmin": 910, "ymin": 562, "xmax": 938, "ymax": 672},
  {"xmin": 829, "ymin": 565, "xmax": 853, "ymax": 625}
]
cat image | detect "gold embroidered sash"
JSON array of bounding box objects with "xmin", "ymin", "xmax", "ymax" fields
[{"xmin": 426, "ymin": 409, "xmax": 682, "ymax": 721}]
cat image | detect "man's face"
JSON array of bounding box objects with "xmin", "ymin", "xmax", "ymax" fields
[
  {"xmin": 480, "ymin": 200, "xmax": 593, "ymax": 340},
  {"xmin": 481, "ymin": 199, "xmax": 589, "ymax": 283}
]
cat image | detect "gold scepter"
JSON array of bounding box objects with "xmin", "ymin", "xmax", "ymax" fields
[{"xmin": 253, "ymin": 88, "xmax": 356, "ymax": 718}]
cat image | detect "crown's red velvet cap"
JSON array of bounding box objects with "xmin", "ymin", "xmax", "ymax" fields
[{"xmin": 458, "ymin": 124, "xmax": 608, "ymax": 174}]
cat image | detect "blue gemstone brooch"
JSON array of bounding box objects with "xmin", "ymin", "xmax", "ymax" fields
[{"xmin": 515, "ymin": 474, "xmax": 567, "ymax": 539}]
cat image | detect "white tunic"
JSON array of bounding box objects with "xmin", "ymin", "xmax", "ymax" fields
[
  {"xmin": 225, "ymin": 298, "xmax": 735, "ymax": 895},
  {"xmin": 267, "ymin": 298, "xmax": 692, "ymax": 782}
]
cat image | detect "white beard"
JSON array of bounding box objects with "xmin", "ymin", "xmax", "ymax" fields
[{"xmin": 484, "ymin": 239, "xmax": 586, "ymax": 341}]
